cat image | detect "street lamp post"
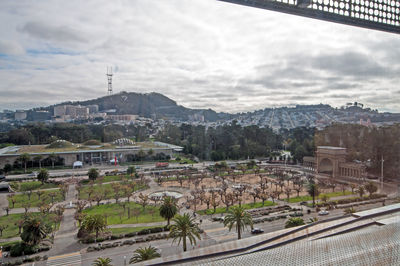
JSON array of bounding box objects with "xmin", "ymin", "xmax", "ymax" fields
[{"xmin": 381, "ymin": 155, "xmax": 384, "ymax": 192}]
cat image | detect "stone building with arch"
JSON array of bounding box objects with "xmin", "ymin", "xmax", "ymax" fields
[{"xmin": 303, "ymin": 146, "xmax": 366, "ymax": 179}]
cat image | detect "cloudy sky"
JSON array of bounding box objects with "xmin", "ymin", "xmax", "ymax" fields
[{"xmin": 0, "ymin": 0, "xmax": 399, "ymax": 113}]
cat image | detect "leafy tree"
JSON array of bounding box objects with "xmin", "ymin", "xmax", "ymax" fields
[
  {"xmin": 357, "ymin": 186, "xmax": 365, "ymax": 197},
  {"xmin": 129, "ymin": 246, "xmax": 161, "ymax": 264},
  {"xmin": 21, "ymin": 216, "xmax": 47, "ymax": 246},
  {"xmin": 88, "ymin": 168, "xmax": 100, "ymax": 181},
  {"xmin": 3, "ymin": 163, "xmax": 12, "ymax": 175},
  {"xmin": 159, "ymin": 196, "xmax": 178, "ymax": 226},
  {"xmin": 92, "ymin": 257, "xmax": 113, "ymax": 266},
  {"xmin": 285, "ymin": 217, "xmax": 305, "ymax": 228},
  {"xmin": 37, "ymin": 168, "xmax": 49, "ymax": 184},
  {"xmin": 81, "ymin": 214, "xmax": 107, "ymax": 238},
  {"xmin": 364, "ymin": 182, "xmax": 378, "ymax": 196},
  {"xmin": 0, "ymin": 225, "xmax": 8, "ymax": 236},
  {"xmin": 307, "ymin": 183, "xmax": 319, "ymax": 207},
  {"xmin": 223, "ymin": 206, "xmax": 253, "ymax": 240},
  {"xmin": 169, "ymin": 213, "xmax": 201, "ymax": 252}
]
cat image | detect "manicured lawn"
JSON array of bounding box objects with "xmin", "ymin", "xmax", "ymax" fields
[
  {"xmin": 83, "ymin": 202, "xmax": 164, "ymax": 225},
  {"xmin": 78, "ymin": 182, "xmax": 148, "ymax": 200},
  {"xmin": 80, "ymin": 175, "xmax": 133, "ymax": 185},
  {"xmin": 10, "ymin": 181, "xmax": 59, "ymax": 192},
  {"xmin": 197, "ymin": 201, "xmax": 276, "ymax": 215},
  {"xmin": 285, "ymin": 191, "xmax": 354, "ymax": 203},
  {"xmin": 108, "ymin": 226, "xmax": 159, "ymax": 235},
  {"xmin": 0, "ymin": 213, "xmax": 58, "ymax": 239},
  {"xmin": 8, "ymin": 189, "xmax": 63, "ymax": 208}
]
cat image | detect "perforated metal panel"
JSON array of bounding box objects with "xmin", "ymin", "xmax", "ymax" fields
[{"xmin": 218, "ymin": 0, "xmax": 400, "ymax": 34}]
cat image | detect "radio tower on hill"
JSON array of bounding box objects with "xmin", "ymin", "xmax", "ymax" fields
[{"xmin": 106, "ymin": 67, "xmax": 113, "ymax": 95}]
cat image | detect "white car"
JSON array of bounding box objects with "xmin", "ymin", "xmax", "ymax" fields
[
  {"xmin": 318, "ymin": 209, "xmax": 329, "ymax": 216},
  {"xmin": 27, "ymin": 172, "xmax": 38, "ymax": 178}
]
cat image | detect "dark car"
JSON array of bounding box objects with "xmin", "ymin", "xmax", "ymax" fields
[
  {"xmin": 0, "ymin": 175, "xmax": 5, "ymax": 181},
  {"xmin": 299, "ymin": 201, "xmax": 308, "ymax": 205},
  {"xmin": 251, "ymin": 228, "xmax": 264, "ymax": 234}
]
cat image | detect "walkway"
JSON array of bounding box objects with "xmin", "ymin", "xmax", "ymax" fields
[{"xmin": 45, "ymin": 184, "xmax": 83, "ymax": 257}]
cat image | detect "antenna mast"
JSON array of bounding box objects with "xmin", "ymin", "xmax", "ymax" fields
[{"xmin": 106, "ymin": 66, "xmax": 113, "ymax": 95}]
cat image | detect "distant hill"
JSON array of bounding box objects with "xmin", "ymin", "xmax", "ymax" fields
[{"xmin": 51, "ymin": 92, "xmax": 230, "ymax": 122}]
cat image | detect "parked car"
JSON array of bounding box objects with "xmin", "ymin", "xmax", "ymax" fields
[
  {"xmin": 27, "ymin": 172, "xmax": 38, "ymax": 178},
  {"xmin": 0, "ymin": 175, "xmax": 6, "ymax": 181},
  {"xmin": 318, "ymin": 209, "xmax": 329, "ymax": 216},
  {"xmin": 299, "ymin": 201, "xmax": 308, "ymax": 205},
  {"xmin": 251, "ymin": 228, "xmax": 264, "ymax": 234}
]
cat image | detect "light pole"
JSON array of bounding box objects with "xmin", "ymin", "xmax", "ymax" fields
[{"xmin": 381, "ymin": 155, "xmax": 384, "ymax": 192}]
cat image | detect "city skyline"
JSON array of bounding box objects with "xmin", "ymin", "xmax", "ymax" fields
[{"xmin": 0, "ymin": 0, "xmax": 399, "ymax": 113}]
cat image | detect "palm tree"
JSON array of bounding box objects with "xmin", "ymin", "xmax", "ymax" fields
[
  {"xmin": 20, "ymin": 216, "xmax": 47, "ymax": 246},
  {"xmin": 169, "ymin": 213, "xmax": 201, "ymax": 252},
  {"xmin": 129, "ymin": 246, "xmax": 161, "ymax": 264},
  {"xmin": 81, "ymin": 214, "xmax": 107, "ymax": 238},
  {"xmin": 92, "ymin": 257, "xmax": 113, "ymax": 266},
  {"xmin": 48, "ymin": 153, "xmax": 57, "ymax": 169},
  {"xmin": 159, "ymin": 196, "xmax": 178, "ymax": 226},
  {"xmin": 33, "ymin": 155, "xmax": 43, "ymax": 169},
  {"xmin": 18, "ymin": 153, "xmax": 30, "ymax": 173},
  {"xmin": 223, "ymin": 206, "xmax": 253, "ymax": 240},
  {"xmin": 307, "ymin": 183, "xmax": 319, "ymax": 207}
]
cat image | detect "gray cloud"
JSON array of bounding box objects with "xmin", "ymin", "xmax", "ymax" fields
[
  {"xmin": 0, "ymin": 0, "xmax": 399, "ymax": 113},
  {"xmin": 18, "ymin": 21, "xmax": 86, "ymax": 43},
  {"xmin": 0, "ymin": 40, "xmax": 24, "ymax": 55}
]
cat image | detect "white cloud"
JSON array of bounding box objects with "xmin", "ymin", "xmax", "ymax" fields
[{"xmin": 0, "ymin": 0, "xmax": 399, "ymax": 113}]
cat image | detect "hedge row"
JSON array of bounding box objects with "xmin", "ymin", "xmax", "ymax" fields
[
  {"xmin": 81, "ymin": 226, "xmax": 169, "ymax": 244},
  {"xmin": 253, "ymin": 212, "xmax": 304, "ymax": 224},
  {"xmin": 314, "ymin": 194, "xmax": 386, "ymax": 208},
  {"xmin": 2, "ymin": 255, "xmax": 48, "ymax": 266},
  {"xmin": 87, "ymin": 233, "xmax": 169, "ymax": 252}
]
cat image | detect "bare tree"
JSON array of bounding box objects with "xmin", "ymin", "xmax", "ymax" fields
[
  {"xmin": 3, "ymin": 207, "xmax": 10, "ymax": 216},
  {"xmin": 138, "ymin": 193, "xmax": 149, "ymax": 211},
  {"xmin": 284, "ymin": 187, "xmax": 292, "ymax": 201}
]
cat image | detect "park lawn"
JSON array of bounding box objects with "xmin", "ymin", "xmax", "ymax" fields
[
  {"xmin": 286, "ymin": 191, "xmax": 354, "ymax": 203},
  {"xmin": 8, "ymin": 189, "xmax": 64, "ymax": 208},
  {"xmin": 83, "ymin": 202, "xmax": 164, "ymax": 225},
  {"xmin": 78, "ymin": 182, "xmax": 148, "ymax": 200},
  {"xmin": 10, "ymin": 181, "xmax": 59, "ymax": 192},
  {"xmin": 108, "ymin": 226, "xmax": 159, "ymax": 235},
  {"xmin": 197, "ymin": 201, "xmax": 276, "ymax": 215},
  {"xmin": 0, "ymin": 213, "xmax": 58, "ymax": 239},
  {"xmin": 80, "ymin": 175, "xmax": 133, "ymax": 185}
]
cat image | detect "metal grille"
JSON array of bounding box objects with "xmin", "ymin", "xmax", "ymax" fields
[{"xmin": 218, "ymin": 0, "xmax": 400, "ymax": 34}]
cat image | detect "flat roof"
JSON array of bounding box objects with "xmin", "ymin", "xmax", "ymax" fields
[
  {"xmin": 353, "ymin": 203, "xmax": 400, "ymax": 218},
  {"xmin": 200, "ymin": 223, "xmax": 400, "ymax": 265},
  {"xmin": 0, "ymin": 141, "xmax": 183, "ymax": 157}
]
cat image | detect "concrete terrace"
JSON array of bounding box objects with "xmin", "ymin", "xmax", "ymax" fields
[{"xmin": 144, "ymin": 203, "xmax": 400, "ymax": 265}]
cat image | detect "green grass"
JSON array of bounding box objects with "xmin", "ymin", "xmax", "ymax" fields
[
  {"xmin": 80, "ymin": 175, "xmax": 132, "ymax": 185},
  {"xmin": 78, "ymin": 182, "xmax": 148, "ymax": 200},
  {"xmin": 285, "ymin": 191, "xmax": 354, "ymax": 203},
  {"xmin": 0, "ymin": 240, "xmax": 22, "ymax": 248},
  {"xmin": 0, "ymin": 213, "xmax": 58, "ymax": 239},
  {"xmin": 8, "ymin": 189, "xmax": 63, "ymax": 208},
  {"xmin": 197, "ymin": 201, "xmax": 276, "ymax": 215},
  {"xmin": 108, "ymin": 226, "xmax": 159, "ymax": 235},
  {"xmin": 83, "ymin": 202, "xmax": 164, "ymax": 225},
  {"xmin": 10, "ymin": 181, "xmax": 59, "ymax": 192},
  {"xmin": 170, "ymin": 157, "xmax": 196, "ymax": 164}
]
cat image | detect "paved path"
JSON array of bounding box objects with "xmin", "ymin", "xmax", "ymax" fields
[{"xmin": 45, "ymin": 184, "xmax": 83, "ymax": 257}]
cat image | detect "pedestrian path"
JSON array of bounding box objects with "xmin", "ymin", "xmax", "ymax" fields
[{"xmin": 46, "ymin": 252, "xmax": 81, "ymax": 266}]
